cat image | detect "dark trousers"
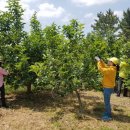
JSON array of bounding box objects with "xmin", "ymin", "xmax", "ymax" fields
[
  {"xmin": 117, "ymin": 77, "xmax": 124, "ymax": 96},
  {"xmin": 0, "ymin": 84, "xmax": 6, "ymax": 106},
  {"xmin": 123, "ymin": 87, "xmax": 128, "ymax": 97}
]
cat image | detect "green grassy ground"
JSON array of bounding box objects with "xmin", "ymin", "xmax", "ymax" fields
[{"xmin": 0, "ymin": 90, "xmax": 130, "ymax": 130}]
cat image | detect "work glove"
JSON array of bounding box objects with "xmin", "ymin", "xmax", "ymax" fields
[{"xmin": 95, "ymin": 56, "xmax": 100, "ymax": 61}]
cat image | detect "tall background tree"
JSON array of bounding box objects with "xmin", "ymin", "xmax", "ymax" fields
[
  {"xmin": 120, "ymin": 8, "xmax": 130, "ymax": 41},
  {"xmin": 91, "ymin": 9, "xmax": 120, "ymax": 56},
  {"xmin": 92, "ymin": 9, "xmax": 119, "ymax": 40}
]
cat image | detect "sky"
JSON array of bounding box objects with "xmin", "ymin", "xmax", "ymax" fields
[{"xmin": 0, "ymin": 0, "xmax": 130, "ymax": 34}]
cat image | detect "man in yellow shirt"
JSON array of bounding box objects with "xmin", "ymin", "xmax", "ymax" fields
[
  {"xmin": 95, "ymin": 56, "xmax": 119, "ymax": 121},
  {"xmin": 117, "ymin": 61, "xmax": 129, "ymax": 97}
]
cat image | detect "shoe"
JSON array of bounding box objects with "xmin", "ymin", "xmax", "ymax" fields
[
  {"xmin": 117, "ymin": 94, "xmax": 120, "ymax": 97},
  {"xmin": 102, "ymin": 116, "xmax": 112, "ymax": 121},
  {"xmin": 2, "ymin": 105, "xmax": 9, "ymax": 108}
]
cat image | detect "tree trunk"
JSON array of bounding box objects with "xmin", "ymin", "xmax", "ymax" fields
[
  {"xmin": 75, "ymin": 89, "xmax": 84, "ymax": 113},
  {"xmin": 26, "ymin": 83, "xmax": 32, "ymax": 93}
]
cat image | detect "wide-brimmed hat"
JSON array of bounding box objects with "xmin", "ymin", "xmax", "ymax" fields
[{"xmin": 108, "ymin": 57, "xmax": 119, "ymax": 65}]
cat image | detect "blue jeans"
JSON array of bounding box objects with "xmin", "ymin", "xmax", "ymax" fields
[{"xmin": 103, "ymin": 88, "xmax": 114, "ymax": 117}]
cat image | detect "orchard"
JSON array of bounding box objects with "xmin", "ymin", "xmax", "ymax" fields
[{"xmin": 0, "ymin": 0, "xmax": 130, "ymax": 111}]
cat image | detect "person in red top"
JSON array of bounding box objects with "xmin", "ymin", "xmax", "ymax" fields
[{"xmin": 0, "ymin": 58, "xmax": 9, "ymax": 108}]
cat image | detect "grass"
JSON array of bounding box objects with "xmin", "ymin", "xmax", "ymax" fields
[{"xmin": 0, "ymin": 89, "xmax": 130, "ymax": 130}]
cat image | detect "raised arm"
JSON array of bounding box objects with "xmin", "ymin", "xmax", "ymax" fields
[{"xmin": 97, "ymin": 60, "xmax": 107, "ymax": 71}]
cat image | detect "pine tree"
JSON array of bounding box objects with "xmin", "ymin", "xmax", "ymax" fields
[{"xmin": 120, "ymin": 8, "xmax": 130, "ymax": 41}]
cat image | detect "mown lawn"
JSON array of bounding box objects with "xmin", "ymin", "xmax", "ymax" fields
[{"xmin": 0, "ymin": 90, "xmax": 130, "ymax": 130}]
